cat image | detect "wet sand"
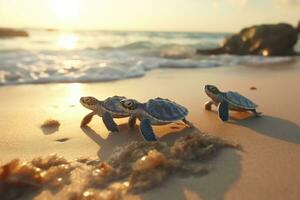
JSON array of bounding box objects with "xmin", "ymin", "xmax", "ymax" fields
[{"xmin": 0, "ymin": 61, "xmax": 300, "ymax": 200}]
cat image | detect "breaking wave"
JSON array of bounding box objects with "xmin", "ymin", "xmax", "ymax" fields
[{"xmin": 0, "ymin": 30, "xmax": 299, "ymax": 85}]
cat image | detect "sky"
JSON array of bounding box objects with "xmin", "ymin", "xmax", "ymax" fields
[{"xmin": 0, "ymin": 0, "xmax": 299, "ymax": 32}]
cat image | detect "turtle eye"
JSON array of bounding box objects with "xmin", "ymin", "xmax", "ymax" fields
[
  {"xmin": 125, "ymin": 101, "xmax": 132, "ymax": 107},
  {"xmin": 124, "ymin": 101, "xmax": 136, "ymax": 110},
  {"xmin": 210, "ymin": 86, "xmax": 217, "ymax": 93},
  {"xmin": 85, "ymin": 98, "xmax": 96, "ymax": 105},
  {"xmin": 85, "ymin": 98, "xmax": 91, "ymax": 104}
]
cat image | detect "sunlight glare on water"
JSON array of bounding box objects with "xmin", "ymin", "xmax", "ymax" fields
[{"xmin": 57, "ymin": 34, "xmax": 78, "ymax": 50}]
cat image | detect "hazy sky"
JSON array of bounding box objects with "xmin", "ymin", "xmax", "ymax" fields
[{"xmin": 0, "ymin": 0, "xmax": 299, "ymax": 32}]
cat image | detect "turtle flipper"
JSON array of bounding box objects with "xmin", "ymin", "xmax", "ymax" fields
[
  {"xmin": 204, "ymin": 100, "xmax": 214, "ymax": 110},
  {"xmin": 218, "ymin": 101, "xmax": 229, "ymax": 121},
  {"xmin": 252, "ymin": 109, "xmax": 262, "ymax": 117},
  {"xmin": 102, "ymin": 112, "xmax": 119, "ymax": 132},
  {"xmin": 140, "ymin": 119, "xmax": 157, "ymax": 141},
  {"xmin": 128, "ymin": 116, "xmax": 137, "ymax": 129},
  {"xmin": 182, "ymin": 118, "xmax": 194, "ymax": 128},
  {"xmin": 81, "ymin": 112, "xmax": 95, "ymax": 127}
]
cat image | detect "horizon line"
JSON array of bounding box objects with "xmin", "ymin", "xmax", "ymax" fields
[{"xmin": 0, "ymin": 25, "xmax": 236, "ymax": 34}]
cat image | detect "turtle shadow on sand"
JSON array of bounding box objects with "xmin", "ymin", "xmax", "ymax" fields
[
  {"xmin": 81, "ymin": 124, "xmax": 141, "ymax": 160},
  {"xmin": 40, "ymin": 126, "xmax": 59, "ymax": 135},
  {"xmin": 81, "ymin": 123, "xmax": 241, "ymax": 200},
  {"xmin": 230, "ymin": 115, "xmax": 300, "ymax": 145},
  {"xmin": 81, "ymin": 123, "xmax": 194, "ymax": 160}
]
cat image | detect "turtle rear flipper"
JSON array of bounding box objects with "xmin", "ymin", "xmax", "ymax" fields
[
  {"xmin": 252, "ymin": 109, "xmax": 262, "ymax": 117},
  {"xmin": 218, "ymin": 101, "xmax": 229, "ymax": 121},
  {"xmin": 140, "ymin": 119, "xmax": 157, "ymax": 141},
  {"xmin": 102, "ymin": 112, "xmax": 119, "ymax": 132},
  {"xmin": 182, "ymin": 118, "xmax": 194, "ymax": 128}
]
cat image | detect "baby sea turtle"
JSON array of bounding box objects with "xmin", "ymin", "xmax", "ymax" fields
[
  {"xmin": 204, "ymin": 85, "xmax": 261, "ymax": 121},
  {"xmin": 80, "ymin": 96, "xmax": 130, "ymax": 132},
  {"xmin": 120, "ymin": 97, "xmax": 193, "ymax": 141}
]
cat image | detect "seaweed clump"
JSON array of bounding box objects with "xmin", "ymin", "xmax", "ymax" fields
[
  {"xmin": 0, "ymin": 133, "xmax": 240, "ymax": 199},
  {"xmin": 99, "ymin": 133, "xmax": 240, "ymax": 192},
  {"xmin": 0, "ymin": 154, "xmax": 73, "ymax": 200}
]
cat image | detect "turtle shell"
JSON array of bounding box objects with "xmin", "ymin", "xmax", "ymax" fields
[
  {"xmin": 225, "ymin": 92, "xmax": 257, "ymax": 109},
  {"xmin": 102, "ymin": 96, "xmax": 127, "ymax": 114},
  {"xmin": 144, "ymin": 98, "xmax": 188, "ymax": 121}
]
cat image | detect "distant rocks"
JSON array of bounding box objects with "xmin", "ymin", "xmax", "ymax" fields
[
  {"xmin": 0, "ymin": 28, "xmax": 29, "ymax": 38},
  {"xmin": 197, "ymin": 23, "xmax": 299, "ymax": 56},
  {"xmin": 46, "ymin": 28, "xmax": 57, "ymax": 32}
]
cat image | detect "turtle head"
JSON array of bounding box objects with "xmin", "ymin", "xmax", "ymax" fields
[
  {"xmin": 80, "ymin": 96, "xmax": 101, "ymax": 111},
  {"xmin": 205, "ymin": 85, "xmax": 221, "ymax": 97},
  {"xmin": 120, "ymin": 99, "xmax": 140, "ymax": 114}
]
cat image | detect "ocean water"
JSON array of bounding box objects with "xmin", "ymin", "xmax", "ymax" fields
[{"xmin": 0, "ymin": 29, "xmax": 299, "ymax": 85}]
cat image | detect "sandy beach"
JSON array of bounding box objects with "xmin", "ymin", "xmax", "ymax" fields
[
  {"xmin": 1, "ymin": 59, "xmax": 300, "ymax": 200},
  {"xmin": 1, "ymin": 0, "xmax": 300, "ymax": 199}
]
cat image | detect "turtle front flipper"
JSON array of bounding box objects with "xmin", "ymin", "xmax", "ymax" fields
[
  {"xmin": 128, "ymin": 116, "xmax": 137, "ymax": 129},
  {"xmin": 81, "ymin": 112, "xmax": 96, "ymax": 127},
  {"xmin": 102, "ymin": 112, "xmax": 119, "ymax": 132},
  {"xmin": 204, "ymin": 100, "xmax": 214, "ymax": 110},
  {"xmin": 140, "ymin": 119, "xmax": 157, "ymax": 141},
  {"xmin": 218, "ymin": 101, "xmax": 229, "ymax": 121}
]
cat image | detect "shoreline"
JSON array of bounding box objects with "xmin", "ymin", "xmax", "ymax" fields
[{"xmin": 1, "ymin": 63, "xmax": 300, "ymax": 199}]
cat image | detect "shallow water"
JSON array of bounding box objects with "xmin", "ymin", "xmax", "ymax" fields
[{"xmin": 0, "ymin": 29, "xmax": 299, "ymax": 85}]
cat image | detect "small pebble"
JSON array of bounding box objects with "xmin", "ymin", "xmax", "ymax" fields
[
  {"xmin": 41, "ymin": 119, "xmax": 60, "ymax": 128},
  {"xmin": 55, "ymin": 138, "xmax": 70, "ymax": 142}
]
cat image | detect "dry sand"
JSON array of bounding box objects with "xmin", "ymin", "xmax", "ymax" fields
[{"xmin": 0, "ymin": 60, "xmax": 300, "ymax": 200}]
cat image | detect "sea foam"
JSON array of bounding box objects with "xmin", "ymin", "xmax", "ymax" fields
[{"xmin": 0, "ymin": 30, "xmax": 299, "ymax": 85}]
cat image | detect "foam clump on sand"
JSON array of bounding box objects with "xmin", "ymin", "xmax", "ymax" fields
[{"xmin": 0, "ymin": 133, "xmax": 240, "ymax": 200}]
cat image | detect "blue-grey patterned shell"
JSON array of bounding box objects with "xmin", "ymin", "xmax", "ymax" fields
[
  {"xmin": 225, "ymin": 92, "xmax": 257, "ymax": 109},
  {"xmin": 144, "ymin": 98, "xmax": 188, "ymax": 121},
  {"xmin": 102, "ymin": 96, "xmax": 127, "ymax": 114}
]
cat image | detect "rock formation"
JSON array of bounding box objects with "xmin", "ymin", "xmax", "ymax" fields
[{"xmin": 197, "ymin": 23, "xmax": 299, "ymax": 56}]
